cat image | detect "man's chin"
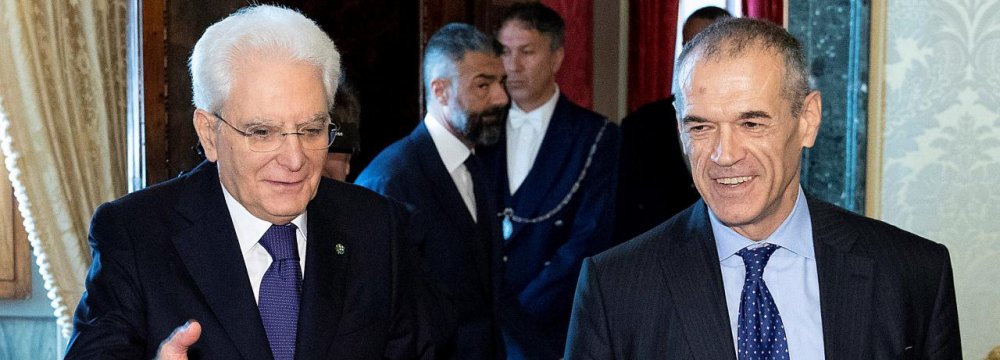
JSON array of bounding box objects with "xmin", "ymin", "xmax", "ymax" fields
[{"xmin": 260, "ymin": 206, "xmax": 308, "ymax": 223}]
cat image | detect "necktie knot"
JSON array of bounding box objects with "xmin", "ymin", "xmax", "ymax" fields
[
  {"xmin": 464, "ymin": 153, "xmax": 481, "ymax": 173},
  {"xmin": 738, "ymin": 243, "xmax": 779, "ymax": 277},
  {"xmin": 260, "ymin": 224, "xmax": 298, "ymax": 261}
]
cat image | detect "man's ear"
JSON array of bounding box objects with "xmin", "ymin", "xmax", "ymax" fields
[
  {"xmin": 798, "ymin": 90, "xmax": 822, "ymax": 148},
  {"xmin": 430, "ymin": 78, "xmax": 451, "ymax": 106},
  {"xmin": 193, "ymin": 109, "xmax": 219, "ymax": 162},
  {"xmin": 551, "ymin": 46, "xmax": 565, "ymax": 74}
]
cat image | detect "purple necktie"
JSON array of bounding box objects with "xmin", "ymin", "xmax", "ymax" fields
[
  {"xmin": 737, "ymin": 244, "xmax": 789, "ymax": 360},
  {"xmin": 258, "ymin": 224, "xmax": 302, "ymax": 360}
]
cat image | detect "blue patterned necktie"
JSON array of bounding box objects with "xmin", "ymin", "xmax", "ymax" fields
[
  {"xmin": 737, "ymin": 244, "xmax": 789, "ymax": 360},
  {"xmin": 258, "ymin": 224, "xmax": 302, "ymax": 360}
]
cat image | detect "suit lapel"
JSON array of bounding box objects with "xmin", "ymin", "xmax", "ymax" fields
[
  {"xmin": 657, "ymin": 201, "xmax": 737, "ymax": 360},
  {"xmin": 413, "ymin": 123, "xmax": 478, "ymax": 229},
  {"xmin": 296, "ymin": 183, "xmax": 349, "ymax": 358},
  {"xmin": 505, "ymin": 96, "xmax": 578, "ymax": 241},
  {"xmin": 171, "ymin": 162, "xmax": 272, "ymax": 360},
  {"xmin": 810, "ymin": 197, "xmax": 874, "ymax": 360}
]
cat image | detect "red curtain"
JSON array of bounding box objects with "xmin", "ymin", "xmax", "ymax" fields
[
  {"xmin": 742, "ymin": 0, "xmax": 784, "ymax": 26},
  {"xmin": 627, "ymin": 0, "xmax": 679, "ymax": 112},
  {"xmin": 542, "ymin": 0, "xmax": 593, "ymax": 109}
]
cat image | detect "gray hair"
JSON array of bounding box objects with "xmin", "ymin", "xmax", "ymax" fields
[
  {"xmin": 673, "ymin": 18, "xmax": 810, "ymax": 118},
  {"xmin": 423, "ymin": 23, "xmax": 500, "ymax": 103},
  {"xmin": 189, "ymin": 5, "xmax": 341, "ymax": 113}
]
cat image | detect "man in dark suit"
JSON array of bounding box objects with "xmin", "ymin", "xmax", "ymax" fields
[
  {"xmin": 355, "ymin": 23, "xmax": 509, "ymax": 359},
  {"xmin": 614, "ymin": 6, "xmax": 731, "ymax": 244},
  {"xmin": 67, "ymin": 5, "xmax": 445, "ymax": 359},
  {"xmin": 488, "ymin": 3, "xmax": 621, "ymax": 358},
  {"xmin": 566, "ymin": 18, "xmax": 962, "ymax": 359}
]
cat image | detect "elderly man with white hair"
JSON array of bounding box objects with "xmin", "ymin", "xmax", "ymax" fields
[{"xmin": 66, "ymin": 5, "xmax": 445, "ymax": 359}]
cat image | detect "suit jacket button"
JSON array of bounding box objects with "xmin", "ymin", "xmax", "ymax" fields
[
  {"xmin": 554, "ymin": 219, "xmax": 564, "ymax": 226},
  {"xmin": 544, "ymin": 261, "xmax": 551, "ymax": 266},
  {"xmin": 503, "ymin": 256, "xmax": 508, "ymax": 262}
]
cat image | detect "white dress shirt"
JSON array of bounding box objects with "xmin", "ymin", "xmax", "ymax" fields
[
  {"xmin": 221, "ymin": 182, "xmax": 307, "ymax": 303},
  {"xmin": 711, "ymin": 187, "xmax": 826, "ymax": 359},
  {"xmin": 425, "ymin": 114, "xmax": 477, "ymax": 221},
  {"xmin": 506, "ymin": 87, "xmax": 559, "ymax": 194}
]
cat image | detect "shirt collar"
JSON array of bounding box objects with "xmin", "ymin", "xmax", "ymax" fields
[
  {"xmin": 424, "ymin": 113, "xmax": 473, "ymax": 173},
  {"xmin": 509, "ymin": 86, "xmax": 560, "ymax": 131},
  {"xmin": 711, "ymin": 185, "xmax": 814, "ymax": 261},
  {"xmin": 221, "ymin": 180, "xmax": 308, "ymax": 256}
]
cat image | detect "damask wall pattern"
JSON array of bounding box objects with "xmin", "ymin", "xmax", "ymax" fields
[{"xmin": 882, "ymin": 0, "xmax": 1000, "ymax": 356}]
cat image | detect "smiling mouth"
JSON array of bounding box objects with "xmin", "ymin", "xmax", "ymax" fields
[
  {"xmin": 266, "ymin": 179, "xmax": 305, "ymax": 187},
  {"xmin": 716, "ymin": 176, "xmax": 753, "ymax": 185}
]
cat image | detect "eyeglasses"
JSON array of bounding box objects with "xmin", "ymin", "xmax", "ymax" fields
[{"xmin": 212, "ymin": 113, "xmax": 339, "ymax": 152}]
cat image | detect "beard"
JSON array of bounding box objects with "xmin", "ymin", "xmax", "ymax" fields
[{"xmin": 453, "ymin": 104, "xmax": 508, "ymax": 146}]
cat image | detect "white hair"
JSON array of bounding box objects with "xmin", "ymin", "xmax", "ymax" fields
[{"xmin": 189, "ymin": 5, "xmax": 341, "ymax": 112}]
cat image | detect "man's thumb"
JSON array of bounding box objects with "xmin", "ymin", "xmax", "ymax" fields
[{"xmin": 157, "ymin": 320, "xmax": 202, "ymax": 359}]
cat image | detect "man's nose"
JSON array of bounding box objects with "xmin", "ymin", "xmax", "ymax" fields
[
  {"xmin": 275, "ymin": 134, "xmax": 307, "ymax": 171},
  {"xmin": 491, "ymin": 83, "xmax": 510, "ymax": 107},
  {"xmin": 711, "ymin": 127, "xmax": 744, "ymax": 166},
  {"xmin": 504, "ymin": 53, "xmax": 523, "ymax": 72}
]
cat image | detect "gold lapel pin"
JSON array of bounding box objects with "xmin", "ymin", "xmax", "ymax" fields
[{"xmin": 336, "ymin": 243, "xmax": 345, "ymax": 255}]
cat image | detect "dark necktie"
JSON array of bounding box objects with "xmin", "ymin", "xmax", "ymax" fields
[
  {"xmin": 258, "ymin": 224, "xmax": 302, "ymax": 360},
  {"xmin": 737, "ymin": 244, "xmax": 789, "ymax": 360}
]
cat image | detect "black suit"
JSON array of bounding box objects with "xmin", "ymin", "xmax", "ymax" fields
[
  {"xmin": 67, "ymin": 161, "xmax": 446, "ymax": 359},
  {"xmin": 355, "ymin": 122, "xmax": 505, "ymax": 359},
  {"xmin": 566, "ymin": 197, "xmax": 962, "ymax": 359}
]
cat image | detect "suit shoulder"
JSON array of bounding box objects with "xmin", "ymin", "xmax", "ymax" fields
[
  {"xmin": 96, "ymin": 169, "xmax": 197, "ymax": 217},
  {"xmin": 590, "ymin": 206, "xmax": 691, "ymax": 271},
  {"xmin": 810, "ymin": 199, "xmax": 950, "ymax": 259},
  {"xmin": 355, "ymin": 135, "xmax": 422, "ymax": 188}
]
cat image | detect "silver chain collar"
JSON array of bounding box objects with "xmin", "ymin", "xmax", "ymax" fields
[{"xmin": 499, "ymin": 121, "xmax": 610, "ymax": 229}]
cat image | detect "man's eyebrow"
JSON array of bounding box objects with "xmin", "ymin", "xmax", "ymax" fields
[
  {"xmin": 308, "ymin": 112, "xmax": 330, "ymax": 121},
  {"xmin": 246, "ymin": 112, "xmax": 329, "ymax": 126},
  {"xmin": 682, "ymin": 115, "xmax": 708, "ymax": 124},
  {"xmin": 738, "ymin": 110, "xmax": 772, "ymax": 120},
  {"xmin": 475, "ymin": 73, "xmax": 500, "ymax": 82}
]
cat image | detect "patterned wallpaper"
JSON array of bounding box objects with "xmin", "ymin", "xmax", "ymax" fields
[{"xmin": 882, "ymin": 0, "xmax": 1000, "ymax": 356}]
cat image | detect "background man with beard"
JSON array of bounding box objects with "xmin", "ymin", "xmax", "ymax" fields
[
  {"xmin": 483, "ymin": 3, "xmax": 621, "ymax": 359},
  {"xmin": 355, "ymin": 23, "xmax": 509, "ymax": 359}
]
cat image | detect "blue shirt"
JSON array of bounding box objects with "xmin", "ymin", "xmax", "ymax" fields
[{"xmin": 710, "ymin": 187, "xmax": 826, "ymax": 359}]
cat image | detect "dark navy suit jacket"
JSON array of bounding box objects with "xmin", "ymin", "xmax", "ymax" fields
[
  {"xmin": 566, "ymin": 197, "xmax": 962, "ymax": 359},
  {"xmin": 356, "ymin": 122, "xmax": 505, "ymax": 360},
  {"xmin": 66, "ymin": 161, "xmax": 447, "ymax": 359},
  {"xmin": 482, "ymin": 95, "xmax": 621, "ymax": 359}
]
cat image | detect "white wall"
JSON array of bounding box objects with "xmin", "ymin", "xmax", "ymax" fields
[{"xmin": 882, "ymin": 0, "xmax": 1000, "ymax": 356}]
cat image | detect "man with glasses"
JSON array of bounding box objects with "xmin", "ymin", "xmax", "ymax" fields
[
  {"xmin": 356, "ymin": 23, "xmax": 509, "ymax": 359},
  {"xmin": 67, "ymin": 5, "xmax": 443, "ymax": 359}
]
